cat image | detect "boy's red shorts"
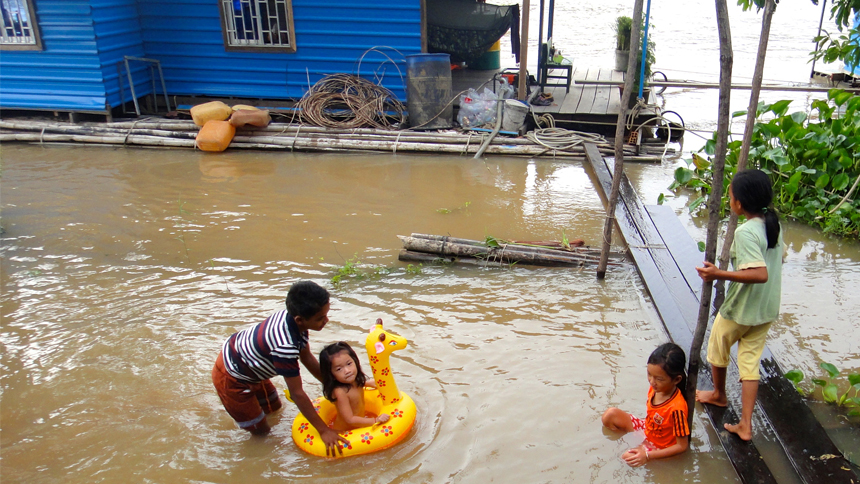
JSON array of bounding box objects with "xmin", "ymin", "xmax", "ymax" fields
[{"xmin": 212, "ymin": 352, "xmax": 282, "ymax": 429}]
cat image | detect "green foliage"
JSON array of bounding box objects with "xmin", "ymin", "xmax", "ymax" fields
[
  {"xmin": 808, "ymin": 1, "xmax": 860, "ymax": 77},
  {"xmin": 614, "ymin": 14, "xmax": 656, "ymax": 92},
  {"xmin": 786, "ymin": 363, "xmax": 860, "ymax": 416},
  {"xmin": 437, "ymin": 201, "xmax": 472, "ymax": 214},
  {"xmin": 812, "ymin": 27, "xmax": 860, "ymax": 73},
  {"xmin": 615, "ymin": 16, "xmax": 633, "ymax": 51},
  {"xmin": 405, "ymin": 263, "xmax": 423, "ymax": 275},
  {"xmin": 662, "ymin": 90, "xmax": 860, "ymax": 239},
  {"xmin": 331, "ymin": 254, "xmax": 363, "ymax": 285}
]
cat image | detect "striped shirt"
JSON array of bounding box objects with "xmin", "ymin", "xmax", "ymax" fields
[
  {"xmin": 645, "ymin": 387, "xmax": 690, "ymax": 449},
  {"xmin": 221, "ymin": 310, "xmax": 309, "ymax": 383}
]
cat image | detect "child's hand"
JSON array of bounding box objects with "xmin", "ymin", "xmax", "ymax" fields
[
  {"xmin": 696, "ymin": 261, "xmax": 719, "ymax": 282},
  {"xmin": 376, "ymin": 413, "xmax": 390, "ymax": 424},
  {"xmin": 622, "ymin": 446, "xmax": 649, "ymax": 467}
]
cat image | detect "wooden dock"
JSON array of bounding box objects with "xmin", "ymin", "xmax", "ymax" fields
[
  {"xmin": 452, "ymin": 66, "xmax": 658, "ymax": 135},
  {"xmin": 583, "ymin": 144, "xmax": 857, "ymax": 484}
]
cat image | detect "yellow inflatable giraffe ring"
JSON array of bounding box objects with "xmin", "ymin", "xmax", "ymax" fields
[{"xmin": 291, "ymin": 318, "xmax": 417, "ymax": 457}]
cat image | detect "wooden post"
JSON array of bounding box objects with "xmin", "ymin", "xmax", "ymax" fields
[
  {"xmin": 714, "ymin": 0, "xmax": 776, "ymax": 309},
  {"xmin": 685, "ymin": 0, "xmax": 733, "ymax": 429},
  {"xmin": 596, "ymin": 0, "xmax": 644, "ymax": 279},
  {"xmin": 518, "ymin": 0, "xmax": 530, "ymax": 101}
]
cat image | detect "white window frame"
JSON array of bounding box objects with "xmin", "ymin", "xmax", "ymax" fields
[
  {"xmin": 219, "ymin": 0, "xmax": 296, "ymax": 53},
  {"xmin": 1, "ymin": 0, "xmax": 41, "ymax": 51}
]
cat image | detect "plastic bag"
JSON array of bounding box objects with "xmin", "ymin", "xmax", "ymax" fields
[{"xmin": 457, "ymin": 87, "xmax": 501, "ymax": 128}]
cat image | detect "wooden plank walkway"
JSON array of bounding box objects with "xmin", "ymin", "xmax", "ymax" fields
[{"xmin": 583, "ymin": 144, "xmax": 857, "ymax": 484}]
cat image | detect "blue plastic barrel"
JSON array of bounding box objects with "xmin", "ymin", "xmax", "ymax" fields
[{"xmin": 405, "ymin": 54, "xmax": 453, "ymax": 130}]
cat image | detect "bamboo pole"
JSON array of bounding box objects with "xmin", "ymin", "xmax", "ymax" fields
[
  {"xmin": 398, "ymin": 235, "xmax": 623, "ymax": 267},
  {"xmin": 714, "ymin": 0, "xmax": 776, "ymax": 310},
  {"xmin": 597, "ymin": 0, "xmax": 645, "ymax": 279},
  {"xmin": 686, "ymin": 0, "xmax": 733, "ymax": 430},
  {"xmin": 0, "ymin": 120, "xmax": 663, "ymax": 160},
  {"xmin": 518, "ymin": 0, "xmax": 530, "ymax": 101},
  {"xmin": 574, "ymin": 79, "xmax": 860, "ymax": 93},
  {"xmin": 407, "ymin": 233, "xmax": 622, "ymax": 258}
]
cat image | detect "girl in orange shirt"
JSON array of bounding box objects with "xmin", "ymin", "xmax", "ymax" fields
[{"xmin": 602, "ymin": 343, "xmax": 690, "ymax": 467}]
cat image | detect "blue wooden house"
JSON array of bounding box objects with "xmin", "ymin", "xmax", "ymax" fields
[{"xmin": 0, "ymin": 0, "xmax": 425, "ymax": 116}]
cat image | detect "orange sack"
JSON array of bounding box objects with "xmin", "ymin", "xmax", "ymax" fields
[
  {"xmin": 229, "ymin": 109, "xmax": 271, "ymax": 128},
  {"xmin": 196, "ymin": 120, "xmax": 236, "ymax": 152},
  {"xmin": 190, "ymin": 101, "xmax": 233, "ymax": 126}
]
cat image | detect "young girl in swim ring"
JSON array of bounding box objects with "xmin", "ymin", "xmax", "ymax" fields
[
  {"xmin": 320, "ymin": 342, "xmax": 390, "ymax": 431},
  {"xmin": 602, "ymin": 343, "xmax": 690, "ymax": 467}
]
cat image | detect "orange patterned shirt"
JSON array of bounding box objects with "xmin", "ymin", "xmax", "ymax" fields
[{"xmin": 645, "ymin": 387, "xmax": 690, "ymax": 449}]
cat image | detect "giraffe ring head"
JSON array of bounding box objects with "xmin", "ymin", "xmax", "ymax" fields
[{"xmin": 367, "ymin": 318, "xmax": 408, "ymax": 355}]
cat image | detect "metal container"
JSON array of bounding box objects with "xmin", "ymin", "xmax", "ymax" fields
[{"xmin": 405, "ymin": 53, "xmax": 453, "ymax": 130}]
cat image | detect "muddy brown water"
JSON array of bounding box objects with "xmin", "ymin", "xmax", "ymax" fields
[{"xmin": 1, "ymin": 144, "xmax": 858, "ymax": 483}]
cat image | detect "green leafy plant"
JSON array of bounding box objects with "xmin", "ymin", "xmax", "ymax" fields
[
  {"xmin": 405, "ymin": 263, "xmax": 422, "ymax": 275},
  {"xmin": 662, "ymin": 90, "xmax": 860, "ymax": 239},
  {"xmin": 437, "ymin": 201, "xmax": 472, "ymax": 214},
  {"xmin": 331, "ymin": 254, "xmax": 364, "ymax": 285},
  {"xmin": 785, "ymin": 363, "xmax": 860, "ymax": 415},
  {"xmin": 615, "ymin": 16, "xmax": 633, "ymax": 51}
]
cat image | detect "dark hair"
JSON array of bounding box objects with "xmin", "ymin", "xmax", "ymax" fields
[
  {"xmin": 285, "ymin": 280, "xmax": 330, "ymax": 319},
  {"xmin": 731, "ymin": 169, "xmax": 781, "ymax": 249},
  {"xmin": 319, "ymin": 342, "xmax": 367, "ymax": 402},
  {"xmin": 648, "ymin": 343, "xmax": 687, "ymax": 394}
]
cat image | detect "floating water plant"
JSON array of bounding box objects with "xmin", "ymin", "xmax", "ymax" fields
[
  {"xmin": 436, "ymin": 201, "xmax": 471, "ymax": 214},
  {"xmin": 785, "ymin": 363, "xmax": 860, "ymax": 415}
]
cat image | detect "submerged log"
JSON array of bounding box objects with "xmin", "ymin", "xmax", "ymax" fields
[
  {"xmin": 398, "ymin": 235, "xmax": 626, "ymax": 268},
  {"xmin": 407, "ymin": 233, "xmax": 626, "ymax": 259}
]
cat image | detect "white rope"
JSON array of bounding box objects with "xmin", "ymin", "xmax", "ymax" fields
[
  {"xmin": 291, "ymin": 125, "xmax": 301, "ymax": 151},
  {"xmin": 393, "ymin": 131, "xmax": 403, "ymax": 154},
  {"xmin": 526, "ymin": 128, "xmax": 606, "ymax": 151}
]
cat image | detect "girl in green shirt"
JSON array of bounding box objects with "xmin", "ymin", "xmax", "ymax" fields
[{"xmin": 694, "ymin": 169, "xmax": 784, "ymax": 441}]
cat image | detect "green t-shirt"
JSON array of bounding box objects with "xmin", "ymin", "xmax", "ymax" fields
[{"xmin": 719, "ymin": 217, "xmax": 783, "ymax": 326}]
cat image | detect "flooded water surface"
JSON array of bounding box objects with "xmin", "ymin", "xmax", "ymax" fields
[{"xmin": 2, "ymin": 144, "xmax": 749, "ymax": 483}]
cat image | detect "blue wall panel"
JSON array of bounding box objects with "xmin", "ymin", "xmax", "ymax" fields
[
  {"xmin": 0, "ymin": 1, "xmax": 107, "ymax": 111},
  {"xmin": 0, "ymin": 0, "xmax": 147, "ymax": 112},
  {"xmin": 91, "ymin": 0, "xmax": 147, "ymax": 109},
  {"xmin": 138, "ymin": 0, "xmax": 423, "ymax": 102},
  {"xmin": 0, "ymin": 0, "xmax": 423, "ymax": 112}
]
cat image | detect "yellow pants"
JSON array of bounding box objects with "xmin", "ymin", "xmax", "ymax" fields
[{"xmin": 707, "ymin": 314, "xmax": 772, "ymax": 381}]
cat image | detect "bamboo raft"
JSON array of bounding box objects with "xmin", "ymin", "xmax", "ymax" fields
[
  {"xmin": 397, "ymin": 233, "xmax": 627, "ymax": 268},
  {"xmin": 0, "ymin": 119, "xmax": 672, "ymax": 161}
]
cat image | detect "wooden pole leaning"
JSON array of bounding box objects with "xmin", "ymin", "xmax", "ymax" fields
[
  {"xmin": 597, "ymin": 0, "xmax": 644, "ymax": 279},
  {"xmin": 685, "ymin": 0, "xmax": 733, "ymax": 430},
  {"xmin": 714, "ymin": 0, "xmax": 776, "ymax": 310}
]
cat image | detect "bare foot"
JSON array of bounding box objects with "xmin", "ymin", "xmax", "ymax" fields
[
  {"xmin": 695, "ymin": 389, "xmax": 728, "ymax": 407},
  {"xmin": 724, "ymin": 422, "xmax": 752, "ymax": 441}
]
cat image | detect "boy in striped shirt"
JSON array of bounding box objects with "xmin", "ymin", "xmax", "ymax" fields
[{"xmin": 212, "ymin": 280, "xmax": 349, "ymax": 455}]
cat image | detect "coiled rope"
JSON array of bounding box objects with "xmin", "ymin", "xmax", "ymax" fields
[
  {"xmin": 297, "ymin": 73, "xmax": 406, "ymax": 129},
  {"xmin": 526, "ymin": 127, "xmax": 607, "ymax": 151}
]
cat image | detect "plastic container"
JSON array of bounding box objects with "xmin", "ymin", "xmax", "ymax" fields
[
  {"xmin": 471, "ymin": 40, "xmax": 501, "ymax": 70},
  {"xmin": 190, "ymin": 101, "xmax": 233, "ymax": 127},
  {"xmin": 501, "ymin": 99, "xmax": 529, "ymax": 132},
  {"xmin": 405, "ymin": 53, "xmax": 453, "ymax": 130},
  {"xmin": 196, "ymin": 120, "xmax": 235, "ymax": 152},
  {"xmin": 229, "ymin": 109, "xmax": 271, "ymax": 128}
]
